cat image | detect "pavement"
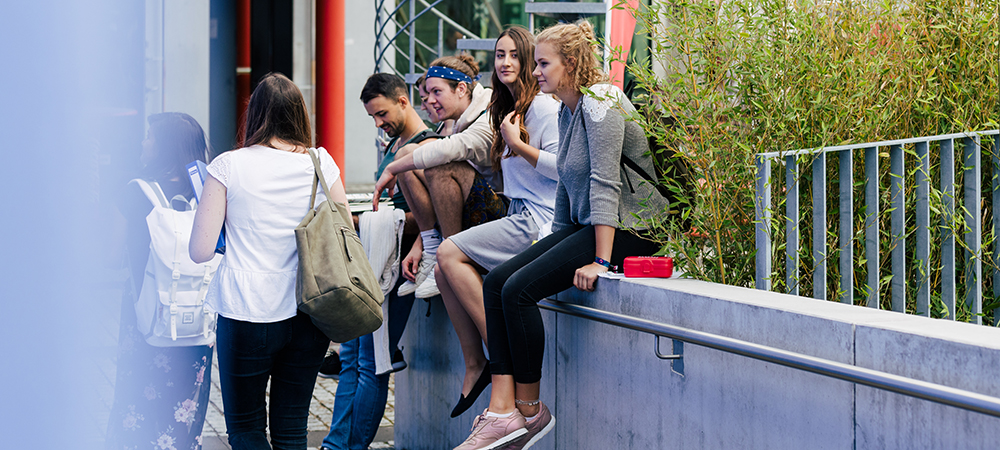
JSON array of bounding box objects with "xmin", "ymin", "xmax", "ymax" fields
[{"xmin": 93, "ymin": 269, "xmax": 396, "ymax": 450}]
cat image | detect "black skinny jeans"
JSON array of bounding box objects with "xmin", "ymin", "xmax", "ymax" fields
[{"xmin": 484, "ymin": 224, "xmax": 659, "ymax": 384}]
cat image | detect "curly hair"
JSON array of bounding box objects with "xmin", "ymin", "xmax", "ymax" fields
[
  {"xmin": 535, "ymin": 20, "xmax": 607, "ymax": 94},
  {"xmin": 488, "ymin": 26, "xmax": 540, "ymax": 172}
]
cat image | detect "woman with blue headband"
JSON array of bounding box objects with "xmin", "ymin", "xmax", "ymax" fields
[{"xmin": 374, "ymin": 55, "xmax": 506, "ymax": 304}]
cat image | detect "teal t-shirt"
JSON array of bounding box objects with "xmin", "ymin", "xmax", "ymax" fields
[{"xmin": 374, "ymin": 128, "xmax": 440, "ymax": 212}]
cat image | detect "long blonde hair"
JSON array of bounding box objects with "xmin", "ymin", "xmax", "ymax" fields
[{"xmin": 535, "ymin": 21, "xmax": 607, "ymax": 94}]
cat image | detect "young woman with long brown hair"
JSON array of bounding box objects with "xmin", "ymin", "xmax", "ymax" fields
[
  {"xmin": 190, "ymin": 73, "xmax": 347, "ymax": 450},
  {"xmin": 455, "ymin": 22, "xmax": 669, "ymax": 450},
  {"xmin": 435, "ymin": 25, "xmax": 560, "ymax": 422}
]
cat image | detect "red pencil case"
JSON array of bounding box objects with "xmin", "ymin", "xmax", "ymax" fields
[{"xmin": 623, "ymin": 256, "xmax": 673, "ymax": 278}]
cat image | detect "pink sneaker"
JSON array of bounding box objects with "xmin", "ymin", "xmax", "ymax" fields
[
  {"xmin": 453, "ymin": 409, "xmax": 528, "ymax": 450},
  {"xmin": 500, "ymin": 402, "xmax": 555, "ymax": 450}
]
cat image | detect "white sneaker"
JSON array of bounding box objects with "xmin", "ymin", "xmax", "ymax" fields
[
  {"xmin": 415, "ymin": 265, "xmax": 440, "ymax": 299},
  {"xmin": 401, "ymin": 251, "xmax": 436, "ymax": 298},
  {"xmin": 396, "ymin": 279, "xmax": 418, "ymax": 296}
]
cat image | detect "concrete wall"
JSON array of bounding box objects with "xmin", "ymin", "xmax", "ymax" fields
[
  {"xmin": 145, "ymin": 0, "xmax": 211, "ymax": 134},
  {"xmin": 393, "ymin": 278, "xmax": 1000, "ymax": 449}
]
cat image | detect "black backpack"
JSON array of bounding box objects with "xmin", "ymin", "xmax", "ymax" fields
[{"xmin": 622, "ymin": 78, "xmax": 695, "ymax": 228}]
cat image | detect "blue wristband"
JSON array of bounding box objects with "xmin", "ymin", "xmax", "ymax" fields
[{"xmin": 594, "ymin": 257, "xmax": 611, "ymax": 268}]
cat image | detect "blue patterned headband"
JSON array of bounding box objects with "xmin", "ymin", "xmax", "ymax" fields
[{"xmin": 426, "ymin": 65, "xmax": 478, "ymax": 84}]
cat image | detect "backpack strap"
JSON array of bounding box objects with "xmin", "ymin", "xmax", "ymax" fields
[
  {"xmin": 620, "ymin": 154, "xmax": 671, "ymax": 200},
  {"xmin": 406, "ymin": 128, "xmax": 442, "ymax": 145},
  {"xmin": 129, "ymin": 178, "xmax": 170, "ymax": 209},
  {"xmin": 169, "ymin": 203, "xmax": 183, "ymax": 341}
]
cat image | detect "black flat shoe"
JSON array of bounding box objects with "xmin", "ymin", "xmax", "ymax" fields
[
  {"xmin": 390, "ymin": 347, "xmax": 407, "ymax": 373},
  {"xmin": 451, "ymin": 363, "xmax": 491, "ymax": 417}
]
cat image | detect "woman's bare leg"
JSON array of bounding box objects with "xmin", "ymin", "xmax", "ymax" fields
[{"xmin": 436, "ymin": 247, "xmax": 488, "ymax": 396}]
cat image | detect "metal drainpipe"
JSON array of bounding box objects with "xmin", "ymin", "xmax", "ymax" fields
[
  {"xmin": 236, "ymin": 0, "xmax": 251, "ymax": 145},
  {"xmin": 316, "ymin": 0, "xmax": 346, "ymax": 180}
]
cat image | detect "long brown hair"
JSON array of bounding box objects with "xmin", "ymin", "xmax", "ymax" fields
[
  {"xmin": 535, "ymin": 21, "xmax": 607, "ymax": 95},
  {"xmin": 242, "ymin": 73, "xmax": 312, "ymax": 149},
  {"xmin": 488, "ymin": 26, "xmax": 540, "ymax": 172}
]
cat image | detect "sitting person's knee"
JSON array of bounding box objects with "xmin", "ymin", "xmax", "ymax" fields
[
  {"xmin": 425, "ymin": 161, "xmax": 472, "ymax": 182},
  {"xmin": 436, "ymin": 239, "xmax": 462, "ymax": 269}
]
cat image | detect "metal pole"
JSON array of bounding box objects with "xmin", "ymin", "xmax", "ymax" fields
[
  {"xmin": 865, "ymin": 146, "xmax": 880, "ymax": 308},
  {"xmin": 755, "ymin": 156, "xmax": 772, "ymax": 290},
  {"xmin": 964, "ymin": 136, "xmax": 982, "ymax": 323},
  {"xmin": 941, "ymin": 138, "xmax": 956, "ymax": 319},
  {"xmin": 538, "ymin": 299, "xmax": 1000, "ymax": 419},
  {"xmin": 839, "ymin": 150, "xmax": 854, "ymax": 304},
  {"xmin": 915, "ymin": 141, "xmax": 931, "ymax": 316},
  {"xmin": 813, "ymin": 153, "xmax": 827, "ymax": 300},
  {"xmin": 890, "ymin": 144, "xmax": 906, "ymax": 312},
  {"xmin": 235, "ymin": 0, "xmax": 250, "ymax": 144},
  {"xmin": 786, "ymin": 155, "xmax": 799, "ymax": 295}
]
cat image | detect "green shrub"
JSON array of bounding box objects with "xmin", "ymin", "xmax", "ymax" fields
[{"xmin": 620, "ymin": 0, "xmax": 999, "ymax": 314}]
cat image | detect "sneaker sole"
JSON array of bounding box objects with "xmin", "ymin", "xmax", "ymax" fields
[
  {"xmin": 521, "ymin": 415, "xmax": 555, "ymax": 450},
  {"xmin": 415, "ymin": 288, "xmax": 440, "ymax": 299},
  {"xmin": 478, "ymin": 428, "xmax": 528, "ymax": 450},
  {"xmin": 414, "ymin": 279, "xmax": 440, "ymax": 299},
  {"xmin": 317, "ymin": 373, "xmax": 340, "ymax": 380},
  {"xmin": 397, "ymin": 281, "xmax": 418, "ymax": 296}
]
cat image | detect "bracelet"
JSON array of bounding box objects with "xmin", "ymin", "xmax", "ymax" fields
[
  {"xmin": 594, "ymin": 257, "xmax": 611, "ymax": 268},
  {"xmin": 515, "ymin": 398, "xmax": 540, "ymax": 406}
]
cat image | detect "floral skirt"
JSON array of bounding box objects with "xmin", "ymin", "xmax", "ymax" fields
[{"xmin": 106, "ymin": 288, "xmax": 214, "ymax": 450}]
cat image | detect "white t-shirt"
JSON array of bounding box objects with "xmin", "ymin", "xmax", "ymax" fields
[{"xmin": 204, "ymin": 145, "xmax": 342, "ymax": 323}]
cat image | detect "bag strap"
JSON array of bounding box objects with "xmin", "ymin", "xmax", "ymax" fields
[
  {"xmin": 620, "ymin": 154, "xmax": 671, "ymax": 200},
  {"xmin": 307, "ymin": 148, "xmax": 337, "ymax": 212},
  {"xmin": 573, "ymin": 99, "xmax": 670, "ymax": 202},
  {"xmin": 129, "ymin": 178, "xmax": 170, "ymax": 209}
]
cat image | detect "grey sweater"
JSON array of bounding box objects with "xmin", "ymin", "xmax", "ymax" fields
[{"xmin": 552, "ymin": 84, "xmax": 668, "ymax": 232}]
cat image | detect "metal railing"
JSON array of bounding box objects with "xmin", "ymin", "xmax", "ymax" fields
[
  {"xmin": 374, "ymin": 0, "xmax": 482, "ymax": 84},
  {"xmin": 538, "ymin": 297, "xmax": 1000, "ymax": 419},
  {"xmin": 754, "ymin": 130, "xmax": 1000, "ymax": 324}
]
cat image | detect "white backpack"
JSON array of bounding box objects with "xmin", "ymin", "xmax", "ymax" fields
[{"xmin": 129, "ymin": 179, "xmax": 221, "ymax": 347}]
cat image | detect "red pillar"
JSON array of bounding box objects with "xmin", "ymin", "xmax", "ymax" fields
[
  {"xmin": 236, "ymin": 0, "xmax": 251, "ymax": 145},
  {"xmin": 316, "ymin": 0, "xmax": 346, "ymax": 178},
  {"xmin": 609, "ymin": 0, "xmax": 639, "ymax": 89}
]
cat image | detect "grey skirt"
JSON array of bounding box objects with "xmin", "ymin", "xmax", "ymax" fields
[{"xmin": 449, "ymin": 199, "xmax": 540, "ymax": 272}]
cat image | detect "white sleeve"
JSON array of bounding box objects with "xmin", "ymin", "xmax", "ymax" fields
[
  {"xmin": 206, "ymin": 151, "xmax": 234, "ymax": 187},
  {"xmin": 530, "ymin": 98, "xmax": 561, "ymax": 181},
  {"xmin": 318, "ymin": 149, "xmax": 342, "ymax": 185}
]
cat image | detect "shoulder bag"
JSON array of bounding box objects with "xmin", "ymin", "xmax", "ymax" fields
[{"xmin": 295, "ymin": 149, "xmax": 384, "ymax": 343}]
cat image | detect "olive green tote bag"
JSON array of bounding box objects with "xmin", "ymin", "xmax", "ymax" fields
[{"xmin": 295, "ymin": 148, "xmax": 384, "ymax": 342}]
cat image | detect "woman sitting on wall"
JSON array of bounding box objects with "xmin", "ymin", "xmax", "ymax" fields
[{"xmin": 454, "ymin": 21, "xmax": 669, "ymax": 450}]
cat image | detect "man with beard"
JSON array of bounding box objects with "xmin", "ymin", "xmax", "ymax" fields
[{"xmin": 320, "ymin": 73, "xmax": 438, "ymax": 450}]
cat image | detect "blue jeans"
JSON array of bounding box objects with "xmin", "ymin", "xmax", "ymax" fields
[
  {"xmin": 323, "ymin": 276, "xmax": 414, "ymax": 450},
  {"xmin": 216, "ymin": 312, "xmax": 329, "ymax": 450},
  {"xmin": 322, "ymin": 334, "xmax": 389, "ymax": 450}
]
